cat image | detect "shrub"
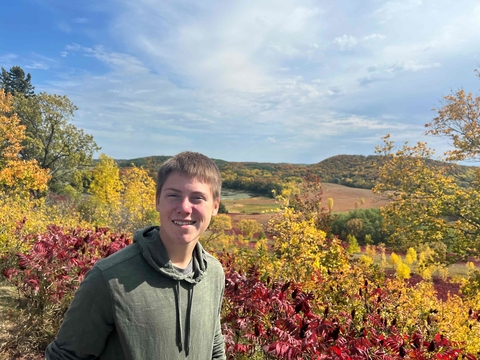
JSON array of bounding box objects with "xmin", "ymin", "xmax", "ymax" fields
[
  {"xmin": 0, "ymin": 225, "xmax": 131, "ymax": 358},
  {"xmin": 405, "ymin": 247, "xmax": 417, "ymax": 265},
  {"xmin": 396, "ymin": 261, "xmax": 411, "ymax": 280},
  {"xmin": 359, "ymin": 254, "xmax": 374, "ymax": 267},
  {"xmin": 236, "ymin": 219, "xmax": 262, "ymax": 239},
  {"xmin": 221, "ymin": 265, "xmax": 474, "ymax": 359},
  {"xmin": 346, "ymin": 234, "xmax": 360, "ymax": 254},
  {"xmin": 461, "ymin": 270, "xmax": 480, "ymax": 299},
  {"xmin": 389, "ymin": 252, "xmax": 402, "ymax": 269}
]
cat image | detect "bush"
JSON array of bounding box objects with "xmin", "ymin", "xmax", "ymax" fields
[
  {"xmin": 221, "ymin": 265, "xmax": 474, "ymax": 359},
  {"xmin": 0, "ymin": 225, "xmax": 131, "ymax": 358},
  {"xmin": 346, "ymin": 234, "xmax": 360, "ymax": 254},
  {"xmin": 218, "ymin": 201, "xmax": 228, "ymax": 214}
]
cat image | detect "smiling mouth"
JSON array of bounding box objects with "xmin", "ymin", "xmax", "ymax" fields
[{"xmin": 173, "ymin": 220, "xmax": 196, "ymax": 226}]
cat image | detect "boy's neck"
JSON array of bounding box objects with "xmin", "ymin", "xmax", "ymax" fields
[{"xmin": 161, "ymin": 239, "xmax": 196, "ymax": 269}]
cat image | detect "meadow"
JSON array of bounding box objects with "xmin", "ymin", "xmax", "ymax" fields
[{"xmin": 224, "ymin": 183, "xmax": 390, "ymax": 226}]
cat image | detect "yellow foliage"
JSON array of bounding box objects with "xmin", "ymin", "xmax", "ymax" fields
[
  {"xmin": 236, "ymin": 219, "xmax": 262, "ymax": 239},
  {"xmin": 0, "ymin": 195, "xmax": 88, "ymax": 255},
  {"xmin": 0, "ymin": 90, "xmax": 49, "ymax": 195},
  {"xmin": 365, "ymin": 244, "xmax": 377, "ymax": 258},
  {"xmin": 120, "ymin": 165, "xmax": 157, "ymax": 232},
  {"xmin": 395, "ymin": 261, "xmax": 411, "ymax": 280},
  {"xmin": 438, "ymin": 266, "xmax": 449, "ymax": 281},
  {"xmin": 358, "ymin": 254, "xmax": 374, "ymax": 267},
  {"xmin": 327, "ymin": 197, "xmax": 334, "ymax": 211},
  {"xmin": 389, "ymin": 252, "xmax": 401, "ymax": 269},
  {"xmin": 89, "ymin": 154, "xmax": 123, "ymax": 208},
  {"xmin": 404, "ymin": 247, "xmax": 417, "ymax": 265},
  {"xmin": 86, "ymin": 155, "xmax": 160, "ymax": 233},
  {"xmin": 374, "ymin": 132, "xmax": 480, "ymax": 259},
  {"xmin": 466, "ymin": 261, "xmax": 475, "ymax": 275},
  {"xmin": 379, "ymin": 244, "xmax": 387, "ymax": 270},
  {"xmin": 264, "ymin": 207, "xmax": 349, "ymax": 284},
  {"xmin": 201, "ymin": 214, "xmax": 235, "ymax": 253},
  {"xmin": 419, "ymin": 266, "xmax": 433, "ymax": 281}
]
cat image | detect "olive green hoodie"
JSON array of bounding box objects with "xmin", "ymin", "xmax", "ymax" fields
[{"xmin": 45, "ymin": 226, "xmax": 226, "ymax": 360}]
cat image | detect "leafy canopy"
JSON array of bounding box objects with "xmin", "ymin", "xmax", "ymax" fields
[
  {"xmin": 374, "ymin": 69, "xmax": 480, "ymax": 262},
  {"xmin": 0, "ymin": 66, "xmax": 35, "ymax": 97},
  {"xmin": 14, "ymin": 92, "xmax": 100, "ymax": 190}
]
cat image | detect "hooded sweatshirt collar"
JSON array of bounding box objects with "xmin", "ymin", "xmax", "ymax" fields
[{"xmin": 133, "ymin": 226, "xmax": 207, "ymax": 284}]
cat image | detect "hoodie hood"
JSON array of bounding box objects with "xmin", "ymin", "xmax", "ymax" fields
[{"xmin": 133, "ymin": 226, "xmax": 208, "ymax": 284}]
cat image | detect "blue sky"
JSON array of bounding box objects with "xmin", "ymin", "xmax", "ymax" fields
[{"xmin": 1, "ymin": 0, "xmax": 479, "ymax": 163}]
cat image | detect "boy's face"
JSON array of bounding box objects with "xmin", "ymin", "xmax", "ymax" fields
[{"xmin": 157, "ymin": 171, "xmax": 220, "ymax": 249}]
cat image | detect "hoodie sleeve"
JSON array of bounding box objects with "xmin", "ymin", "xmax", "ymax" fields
[
  {"xmin": 211, "ymin": 275, "xmax": 226, "ymax": 360},
  {"xmin": 45, "ymin": 266, "xmax": 115, "ymax": 360}
]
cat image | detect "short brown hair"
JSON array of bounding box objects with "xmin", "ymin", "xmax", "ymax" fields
[{"xmin": 156, "ymin": 151, "xmax": 222, "ymax": 201}]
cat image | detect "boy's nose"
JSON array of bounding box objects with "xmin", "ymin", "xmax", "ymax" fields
[{"xmin": 178, "ymin": 198, "xmax": 193, "ymax": 213}]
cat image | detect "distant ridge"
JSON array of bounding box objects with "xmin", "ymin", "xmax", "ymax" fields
[{"xmin": 114, "ymin": 154, "xmax": 475, "ymax": 191}]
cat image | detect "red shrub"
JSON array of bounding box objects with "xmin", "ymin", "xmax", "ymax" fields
[{"xmin": 222, "ymin": 264, "xmax": 475, "ymax": 359}]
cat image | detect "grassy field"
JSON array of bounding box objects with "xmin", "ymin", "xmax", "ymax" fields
[{"xmin": 223, "ymin": 183, "xmax": 389, "ymax": 226}]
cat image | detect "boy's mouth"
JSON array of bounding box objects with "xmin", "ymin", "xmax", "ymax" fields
[{"xmin": 173, "ymin": 220, "xmax": 196, "ymax": 226}]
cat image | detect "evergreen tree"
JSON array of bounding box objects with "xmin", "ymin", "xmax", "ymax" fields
[{"xmin": 0, "ymin": 66, "xmax": 35, "ymax": 97}]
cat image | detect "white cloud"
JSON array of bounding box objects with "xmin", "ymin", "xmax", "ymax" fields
[
  {"xmin": 58, "ymin": 22, "xmax": 72, "ymax": 33},
  {"xmin": 0, "ymin": 53, "xmax": 18, "ymax": 63},
  {"xmin": 110, "ymin": 0, "xmax": 325, "ymax": 92},
  {"xmin": 25, "ymin": 61, "xmax": 49, "ymax": 70},
  {"xmin": 374, "ymin": 0, "xmax": 423, "ymax": 21},
  {"xmin": 363, "ymin": 34, "xmax": 386, "ymax": 41},
  {"xmin": 333, "ymin": 35, "xmax": 358, "ymax": 51},
  {"xmin": 23, "ymin": 0, "xmax": 480, "ymax": 162}
]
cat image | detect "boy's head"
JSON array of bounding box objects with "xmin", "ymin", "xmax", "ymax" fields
[{"xmin": 156, "ymin": 151, "xmax": 222, "ymax": 203}]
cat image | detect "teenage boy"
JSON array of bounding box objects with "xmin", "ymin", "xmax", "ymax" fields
[{"xmin": 46, "ymin": 151, "xmax": 226, "ymax": 360}]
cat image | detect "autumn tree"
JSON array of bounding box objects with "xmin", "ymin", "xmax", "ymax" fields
[
  {"xmin": 0, "ymin": 90, "xmax": 50, "ymax": 254},
  {"xmin": 120, "ymin": 165, "xmax": 157, "ymax": 232},
  {"xmin": 236, "ymin": 219, "xmax": 262, "ymax": 239},
  {"xmin": 373, "ymin": 135, "xmax": 480, "ymax": 262},
  {"xmin": 373, "ymin": 71, "xmax": 480, "ymax": 262},
  {"xmin": 0, "ymin": 66, "xmax": 35, "ymax": 97},
  {"xmin": 425, "ymin": 69, "xmax": 480, "ymax": 162},
  {"xmin": 13, "ymin": 92, "xmax": 100, "ymax": 192},
  {"xmin": 0, "ymin": 90, "xmax": 49, "ymax": 195},
  {"xmin": 83, "ymin": 154, "xmax": 123, "ymax": 227}
]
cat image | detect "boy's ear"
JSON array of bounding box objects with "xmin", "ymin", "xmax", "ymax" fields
[{"xmin": 212, "ymin": 198, "xmax": 220, "ymax": 216}]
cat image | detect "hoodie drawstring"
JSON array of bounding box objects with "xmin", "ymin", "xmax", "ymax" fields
[
  {"xmin": 185, "ymin": 285, "xmax": 194, "ymax": 356},
  {"xmin": 174, "ymin": 281, "xmax": 195, "ymax": 357},
  {"xmin": 174, "ymin": 281, "xmax": 183, "ymax": 352}
]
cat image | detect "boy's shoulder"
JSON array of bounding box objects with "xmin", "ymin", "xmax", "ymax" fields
[
  {"xmin": 203, "ymin": 250, "xmax": 224, "ymax": 275},
  {"xmin": 95, "ymin": 242, "xmax": 142, "ymax": 272}
]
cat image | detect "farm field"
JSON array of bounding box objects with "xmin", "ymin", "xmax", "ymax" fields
[{"xmin": 224, "ymin": 182, "xmax": 390, "ymax": 226}]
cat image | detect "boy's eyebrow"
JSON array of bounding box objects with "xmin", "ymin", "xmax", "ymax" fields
[
  {"xmin": 163, "ymin": 187, "xmax": 210, "ymax": 196},
  {"xmin": 163, "ymin": 187, "xmax": 181, "ymax": 193}
]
